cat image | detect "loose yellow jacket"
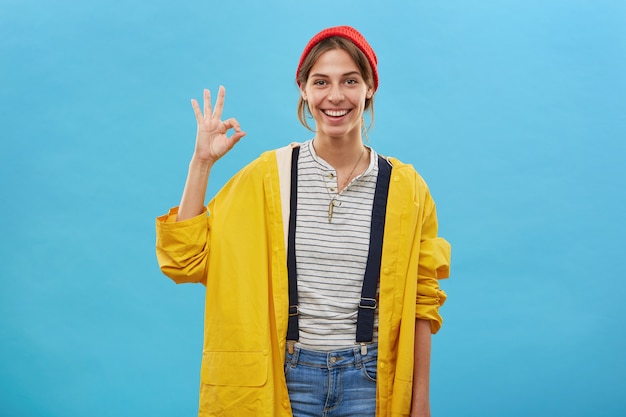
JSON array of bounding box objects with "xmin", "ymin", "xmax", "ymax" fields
[{"xmin": 155, "ymin": 144, "xmax": 451, "ymax": 417}]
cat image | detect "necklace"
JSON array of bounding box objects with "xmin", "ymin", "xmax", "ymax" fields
[{"xmin": 326, "ymin": 147, "xmax": 366, "ymax": 222}]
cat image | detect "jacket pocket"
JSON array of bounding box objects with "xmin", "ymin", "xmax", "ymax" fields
[
  {"xmin": 390, "ymin": 377, "xmax": 413, "ymax": 415},
  {"xmin": 201, "ymin": 351, "xmax": 269, "ymax": 387}
]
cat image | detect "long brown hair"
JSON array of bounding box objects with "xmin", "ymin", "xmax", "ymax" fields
[{"xmin": 296, "ymin": 37, "xmax": 375, "ymax": 134}]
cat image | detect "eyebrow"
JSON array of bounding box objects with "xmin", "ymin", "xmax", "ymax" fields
[{"xmin": 310, "ymin": 71, "xmax": 362, "ymax": 78}]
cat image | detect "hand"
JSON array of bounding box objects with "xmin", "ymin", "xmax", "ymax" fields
[{"xmin": 190, "ymin": 86, "xmax": 246, "ymax": 163}]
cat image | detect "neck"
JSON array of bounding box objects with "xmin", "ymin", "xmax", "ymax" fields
[{"xmin": 312, "ymin": 134, "xmax": 365, "ymax": 170}]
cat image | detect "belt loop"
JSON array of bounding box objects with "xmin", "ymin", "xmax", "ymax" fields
[
  {"xmin": 289, "ymin": 343, "xmax": 300, "ymax": 368},
  {"xmin": 354, "ymin": 345, "xmax": 364, "ymax": 369}
]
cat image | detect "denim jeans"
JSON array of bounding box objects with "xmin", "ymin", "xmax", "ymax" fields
[{"xmin": 284, "ymin": 343, "xmax": 377, "ymax": 417}]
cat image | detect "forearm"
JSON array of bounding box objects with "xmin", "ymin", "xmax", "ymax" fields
[
  {"xmin": 411, "ymin": 318, "xmax": 432, "ymax": 417},
  {"xmin": 177, "ymin": 156, "xmax": 215, "ymax": 221}
]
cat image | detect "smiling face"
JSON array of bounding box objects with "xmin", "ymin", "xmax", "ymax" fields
[{"xmin": 301, "ymin": 48, "xmax": 373, "ymax": 142}]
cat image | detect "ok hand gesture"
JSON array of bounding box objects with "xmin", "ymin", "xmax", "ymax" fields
[{"xmin": 190, "ymin": 86, "xmax": 246, "ymax": 163}]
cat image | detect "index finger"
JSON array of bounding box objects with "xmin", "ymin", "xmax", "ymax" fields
[
  {"xmin": 203, "ymin": 88, "xmax": 212, "ymax": 118},
  {"xmin": 212, "ymin": 85, "xmax": 226, "ymax": 119}
]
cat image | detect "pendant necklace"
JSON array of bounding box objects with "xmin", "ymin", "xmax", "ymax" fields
[{"xmin": 326, "ymin": 147, "xmax": 366, "ymax": 223}]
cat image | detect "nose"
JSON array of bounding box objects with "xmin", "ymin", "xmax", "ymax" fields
[{"xmin": 328, "ymin": 84, "xmax": 344, "ymax": 102}]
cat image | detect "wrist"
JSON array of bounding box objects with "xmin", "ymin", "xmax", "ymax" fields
[
  {"xmin": 410, "ymin": 400, "xmax": 431, "ymax": 417},
  {"xmin": 189, "ymin": 154, "xmax": 216, "ymax": 171}
]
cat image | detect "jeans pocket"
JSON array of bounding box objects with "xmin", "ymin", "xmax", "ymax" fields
[
  {"xmin": 284, "ymin": 350, "xmax": 296, "ymax": 377},
  {"xmin": 284, "ymin": 361, "xmax": 294, "ymax": 377},
  {"xmin": 361, "ymin": 358, "xmax": 377, "ymax": 382}
]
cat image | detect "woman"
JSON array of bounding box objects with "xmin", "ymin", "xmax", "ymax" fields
[{"xmin": 156, "ymin": 26, "xmax": 450, "ymax": 417}]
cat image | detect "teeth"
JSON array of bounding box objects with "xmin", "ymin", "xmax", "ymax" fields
[{"xmin": 324, "ymin": 109, "xmax": 348, "ymax": 117}]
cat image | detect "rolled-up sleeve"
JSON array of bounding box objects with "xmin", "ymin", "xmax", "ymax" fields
[
  {"xmin": 155, "ymin": 206, "xmax": 210, "ymax": 285},
  {"xmin": 415, "ymin": 191, "xmax": 451, "ymax": 334}
]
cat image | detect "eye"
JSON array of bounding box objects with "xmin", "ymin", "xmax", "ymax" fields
[
  {"xmin": 313, "ymin": 79, "xmax": 327, "ymax": 86},
  {"xmin": 346, "ymin": 79, "xmax": 358, "ymax": 85}
]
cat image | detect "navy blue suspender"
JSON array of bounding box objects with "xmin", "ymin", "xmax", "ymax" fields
[
  {"xmin": 356, "ymin": 152, "xmax": 392, "ymax": 343},
  {"xmin": 286, "ymin": 146, "xmax": 301, "ymax": 343},
  {"xmin": 286, "ymin": 146, "xmax": 392, "ymax": 350}
]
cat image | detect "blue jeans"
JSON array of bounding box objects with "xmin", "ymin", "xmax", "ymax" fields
[{"xmin": 284, "ymin": 343, "xmax": 377, "ymax": 417}]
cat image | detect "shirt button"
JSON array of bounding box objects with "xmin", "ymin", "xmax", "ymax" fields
[
  {"xmin": 383, "ymin": 268, "xmax": 390, "ymax": 274},
  {"xmin": 329, "ymin": 187, "xmax": 336, "ymax": 192},
  {"xmin": 328, "ymin": 173, "xmax": 335, "ymax": 178}
]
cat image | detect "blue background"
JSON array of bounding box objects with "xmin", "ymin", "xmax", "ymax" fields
[{"xmin": 2, "ymin": 0, "xmax": 625, "ymax": 415}]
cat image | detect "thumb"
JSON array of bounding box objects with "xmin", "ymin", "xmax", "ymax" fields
[{"xmin": 229, "ymin": 130, "xmax": 246, "ymax": 146}]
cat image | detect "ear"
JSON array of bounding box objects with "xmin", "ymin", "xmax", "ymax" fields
[
  {"xmin": 366, "ymin": 88, "xmax": 374, "ymax": 99},
  {"xmin": 300, "ymin": 88, "xmax": 307, "ymax": 101}
]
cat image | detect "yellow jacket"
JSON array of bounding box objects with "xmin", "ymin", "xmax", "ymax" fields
[{"xmin": 156, "ymin": 144, "xmax": 450, "ymax": 417}]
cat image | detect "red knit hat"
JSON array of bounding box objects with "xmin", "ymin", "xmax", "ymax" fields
[{"xmin": 296, "ymin": 26, "xmax": 379, "ymax": 91}]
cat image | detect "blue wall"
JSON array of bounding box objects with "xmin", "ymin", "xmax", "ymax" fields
[{"xmin": 2, "ymin": 0, "xmax": 625, "ymax": 415}]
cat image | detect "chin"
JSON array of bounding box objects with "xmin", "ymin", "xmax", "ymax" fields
[{"xmin": 321, "ymin": 125, "xmax": 360, "ymax": 140}]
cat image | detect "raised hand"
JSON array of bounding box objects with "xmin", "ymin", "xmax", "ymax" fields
[
  {"xmin": 190, "ymin": 86, "xmax": 246, "ymax": 163},
  {"xmin": 176, "ymin": 87, "xmax": 246, "ymax": 221}
]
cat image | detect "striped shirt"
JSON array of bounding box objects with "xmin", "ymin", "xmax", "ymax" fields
[{"xmin": 295, "ymin": 140, "xmax": 380, "ymax": 350}]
